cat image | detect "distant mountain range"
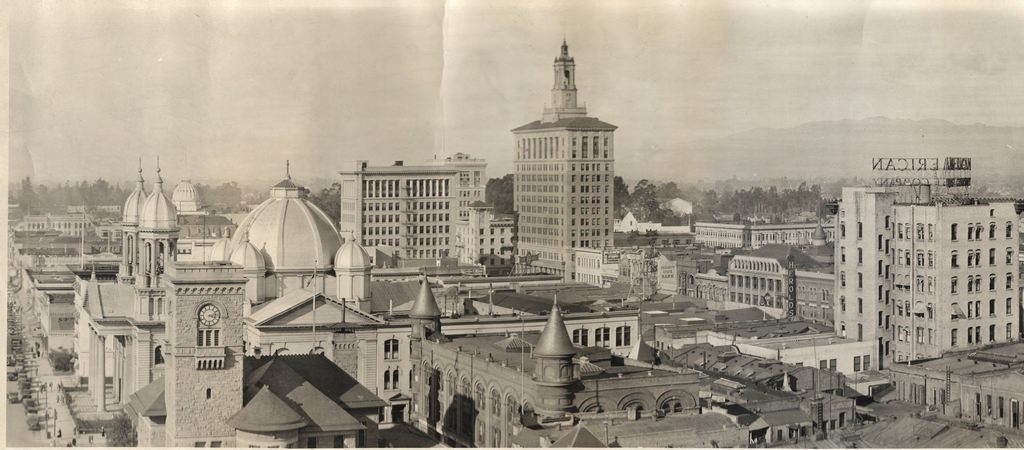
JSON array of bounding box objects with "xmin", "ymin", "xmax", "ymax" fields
[{"xmin": 629, "ymin": 117, "xmax": 1024, "ymax": 182}]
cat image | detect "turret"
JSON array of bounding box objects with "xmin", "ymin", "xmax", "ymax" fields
[
  {"xmin": 811, "ymin": 222, "xmax": 827, "ymax": 247},
  {"xmin": 334, "ymin": 232, "xmax": 372, "ymax": 312},
  {"xmin": 409, "ymin": 275, "xmax": 442, "ymax": 340},
  {"xmin": 118, "ymin": 159, "xmax": 147, "ymax": 284},
  {"xmin": 532, "ymin": 296, "xmax": 577, "ymax": 417}
]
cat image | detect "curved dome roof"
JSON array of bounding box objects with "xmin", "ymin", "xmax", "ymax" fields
[
  {"xmin": 335, "ymin": 236, "xmax": 371, "ymax": 269},
  {"xmin": 230, "ymin": 177, "xmax": 342, "ymax": 271},
  {"xmin": 230, "ymin": 233, "xmax": 268, "ymax": 271},
  {"xmin": 171, "ymin": 179, "xmax": 202, "ymax": 212},
  {"xmin": 139, "ymin": 168, "xmax": 178, "ymax": 230},
  {"xmin": 122, "ymin": 165, "xmax": 148, "ymax": 225},
  {"xmin": 209, "ymin": 238, "xmax": 233, "ymax": 261}
]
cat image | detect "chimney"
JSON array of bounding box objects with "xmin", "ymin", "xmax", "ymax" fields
[{"xmin": 394, "ymin": 160, "xmax": 404, "ymax": 166}]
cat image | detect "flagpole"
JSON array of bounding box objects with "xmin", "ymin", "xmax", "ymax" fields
[{"xmin": 312, "ymin": 258, "xmax": 318, "ymax": 351}]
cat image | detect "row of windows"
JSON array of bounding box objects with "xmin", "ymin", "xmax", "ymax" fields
[
  {"xmin": 570, "ymin": 326, "xmax": 632, "ymax": 347},
  {"xmin": 950, "ymin": 273, "xmax": 1015, "ymax": 294},
  {"xmin": 729, "ymin": 275, "xmax": 783, "ymax": 291},
  {"xmin": 950, "ymin": 324, "xmax": 1014, "ymax": 346},
  {"xmin": 950, "ymin": 298, "xmax": 1017, "ymax": 319}
]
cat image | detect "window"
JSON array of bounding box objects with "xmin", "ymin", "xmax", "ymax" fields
[
  {"xmin": 384, "ymin": 339, "xmax": 399, "ymax": 360},
  {"xmin": 595, "ymin": 327, "xmax": 611, "ymax": 347},
  {"xmin": 952, "ymin": 329, "xmax": 958, "ymax": 347},
  {"xmin": 991, "ymin": 299, "xmax": 997, "ymax": 317},
  {"xmin": 206, "ymin": 388, "xmax": 212, "ymax": 399},
  {"xmin": 384, "ymin": 370, "xmax": 391, "ymax": 390},
  {"xmin": 572, "ymin": 329, "xmax": 589, "ymax": 346},
  {"xmin": 1009, "ymin": 323, "xmax": 1015, "ymax": 341},
  {"xmin": 857, "ymin": 222, "xmax": 863, "ymax": 239},
  {"xmin": 307, "ymin": 437, "xmax": 317, "ymax": 448},
  {"xmin": 615, "ymin": 326, "xmax": 632, "ymax": 347},
  {"xmin": 1007, "ymin": 222, "xmax": 1014, "ymax": 239},
  {"xmin": 952, "ymin": 277, "xmax": 959, "ymax": 294},
  {"xmin": 989, "ymin": 395, "xmax": 994, "ymax": 416},
  {"xmin": 840, "ymin": 296, "xmax": 846, "ymax": 312},
  {"xmin": 1008, "ymin": 273, "xmax": 1015, "ymax": 289},
  {"xmin": 991, "ymin": 223, "xmax": 997, "ymax": 240},
  {"xmin": 154, "ymin": 346, "xmax": 164, "ymax": 365},
  {"xmin": 951, "ymin": 223, "xmax": 959, "ymax": 241},
  {"xmin": 952, "ymin": 251, "xmax": 959, "ymax": 268},
  {"xmin": 990, "ymin": 325, "xmax": 997, "ymax": 342},
  {"xmin": 1008, "ymin": 248, "xmax": 1015, "ymax": 265},
  {"xmin": 854, "ymin": 356, "xmax": 861, "ymax": 372},
  {"xmin": 857, "ymin": 324, "xmax": 863, "ymax": 341},
  {"xmin": 858, "ymin": 298, "xmax": 863, "ymax": 314},
  {"xmin": 198, "ymin": 329, "xmax": 220, "ymax": 347},
  {"xmin": 991, "ymin": 274, "xmax": 997, "ymax": 291},
  {"xmin": 334, "ymin": 436, "xmax": 345, "ymax": 448}
]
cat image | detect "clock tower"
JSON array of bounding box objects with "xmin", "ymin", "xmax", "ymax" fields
[{"xmin": 163, "ymin": 260, "xmax": 247, "ymax": 447}]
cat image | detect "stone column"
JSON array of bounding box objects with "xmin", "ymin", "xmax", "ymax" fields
[
  {"xmin": 96, "ymin": 334, "xmax": 106, "ymax": 412},
  {"xmin": 114, "ymin": 336, "xmax": 122, "ymax": 404}
]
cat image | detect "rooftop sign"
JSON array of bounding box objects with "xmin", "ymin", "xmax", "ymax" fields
[{"xmin": 871, "ymin": 157, "xmax": 971, "ymax": 187}]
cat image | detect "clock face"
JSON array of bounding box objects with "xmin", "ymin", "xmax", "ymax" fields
[{"xmin": 198, "ymin": 304, "xmax": 221, "ymax": 327}]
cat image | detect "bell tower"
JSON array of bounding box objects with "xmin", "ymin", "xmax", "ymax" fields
[
  {"xmin": 542, "ymin": 39, "xmax": 588, "ymax": 123},
  {"xmin": 163, "ymin": 261, "xmax": 246, "ymax": 447}
]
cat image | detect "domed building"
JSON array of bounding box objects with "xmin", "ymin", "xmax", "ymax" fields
[
  {"xmin": 171, "ymin": 179, "xmax": 204, "ymax": 215},
  {"xmin": 225, "ymin": 175, "xmax": 344, "ymax": 302}
]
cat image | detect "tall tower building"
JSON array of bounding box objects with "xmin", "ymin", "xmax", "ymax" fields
[
  {"xmin": 512, "ymin": 40, "xmax": 617, "ymax": 278},
  {"xmin": 163, "ymin": 261, "xmax": 247, "ymax": 447},
  {"xmin": 119, "ymin": 161, "xmax": 148, "ymax": 284}
]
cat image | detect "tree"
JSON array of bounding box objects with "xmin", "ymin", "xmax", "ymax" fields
[
  {"xmin": 307, "ymin": 182, "xmax": 342, "ymax": 224},
  {"xmin": 107, "ymin": 413, "xmax": 137, "ymax": 447},
  {"xmin": 613, "ymin": 176, "xmax": 630, "ymax": 219},
  {"xmin": 485, "ymin": 174, "xmax": 514, "ymax": 215}
]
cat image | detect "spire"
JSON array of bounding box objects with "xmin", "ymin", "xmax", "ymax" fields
[
  {"xmin": 136, "ymin": 158, "xmax": 145, "ymax": 187},
  {"xmin": 561, "ymin": 37, "xmax": 569, "ymax": 57},
  {"xmin": 154, "ymin": 155, "xmax": 164, "ymax": 191},
  {"xmin": 286, "ymin": 160, "xmax": 291, "ymax": 180},
  {"xmin": 409, "ymin": 275, "xmax": 441, "ymax": 319},
  {"xmin": 535, "ymin": 295, "xmax": 576, "ymax": 357}
]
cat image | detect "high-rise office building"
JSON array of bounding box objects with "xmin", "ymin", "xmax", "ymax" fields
[
  {"xmin": 835, "ymin": 185, "xmax": 1020, "ymax": 368},
  {"xmin": 512, "ymin": 40, "xmax": 616, "ymax": 277},
  {"xmin": 338, "ymin": 155, "xmax": 486, "ymax": 260}
]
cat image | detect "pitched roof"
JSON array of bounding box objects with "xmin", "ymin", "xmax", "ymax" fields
[
  {"xmin": 228, "ymin": 385, "xmax": 309, "ymax": 432},
  {"xmin": 369, "ymin": 280, "xmax": 421, "ymax": 313},
  {"xmin": 512, "ymin": 116, "xmax": 618, "ymax": 132},
  {"xmin": 552, "ymin": 425, "xmax": 607, "ymax": 448},
  {"xmin": 248, "ymin": 289, "xmax": 381, "ymax": 327},
  {"xmin": 244, "ymin": 357, "xmax": 365, "ymax": 433},
  {"xmin": 249, "ymin": 355, "xmax": 388, "ymax": 410},
  {"xmin": 126, "ymin": 376, "xmax": 166, "ymax": 417},
  {"xmin": 84, "ymin": 282, "xmax": 137, "ymax": 319},
  {"xmin": 481, "ymin": 291, "xmax": 591, "ymax": 315}
]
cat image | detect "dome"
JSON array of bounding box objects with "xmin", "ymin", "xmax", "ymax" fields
[
  {"xmin": 335, "ymin": 236, "xmax": 371, "ymax": 269},
  {"xmin": 122, "ymin": 164, "xmax": 148, "ymax": 225},
  {"xmin": 209, "ymin": 238, "xmax": 233, "ymax": 261},
  {"xmin": 230, "ymin": 233, "xmax": 267, "ymax": 271},
  {"xmin": 139, "ymin": 168, "xmax": 178, "ymax": 230},
  {"xmin": 172, "ymin": 179, "xmax": 202, "ymax": 213},
  {"xmin": 230, "ymin": 176, "xmax": 342, "ymax": 271}
]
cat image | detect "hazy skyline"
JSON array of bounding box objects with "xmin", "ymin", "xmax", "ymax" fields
[{"xmin": 10, "ymin": 0, "xmax": 1024, "ymax": 185}]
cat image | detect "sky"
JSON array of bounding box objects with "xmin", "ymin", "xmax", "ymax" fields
[{"xmin": 9, "ymin": 0, "xmax": 1024, "ymax": 186}]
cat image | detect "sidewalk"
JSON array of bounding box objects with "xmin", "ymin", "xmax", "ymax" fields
[{"xmin": 17, "ymin": 294, "xmax": 109, "ymax": 447}]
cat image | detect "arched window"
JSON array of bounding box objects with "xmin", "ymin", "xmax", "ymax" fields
[
  {"xmin": 990, "ymin": 223, "xmax": 997, "ymax": 239},
  {"xmin": 384, "ymin": 339, "xmax": 399, "ymax": 360},
  {"xmin": 384, "ymin": 370, "xmax": 391, "ymax": 390},
  {"xmin": 1007, "ymin": 222, "xmax": 1014, "ymax": 239},
  {"xmin": 154, "ymin": 346, "xmax": 164, "ymax": 365},
  {"xmin": 840, "ymin": 322, "xmax": 847, "ymax": 338},
  {"xmin": 1008, "ymin": 273, "xmax": 1014, "ymax": 289},
  {"xmin": 392, "ymin": 369, "xmax": 400, "ymax": 390}
]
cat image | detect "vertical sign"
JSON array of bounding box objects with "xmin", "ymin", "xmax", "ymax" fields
[{"xmin": 787, "ymin": 255, "xmax": 797, "ymax": 317}]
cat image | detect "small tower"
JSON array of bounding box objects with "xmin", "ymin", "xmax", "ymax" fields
[
  {"xmin": 532, "ymin": 297, "xmax": 577, "ymax": 417},
  {"xmin": 119, "ymin": 159, "xmax": 147, "ymax": 284},
  {"xmin": 542, "ymin": 39, "xmax": 588, "ymax": 123},
  {"xmin": 811, "ymin": 222, "xmax": 827, "ymax": 247},
  {"xmin": 408, "ymin": 275, "xmax": 442, "ymax": 340},
  {"xmin": 137, "ymin": 158, "xmax": 180, "ymax": 290},
  {"xmin": 334, "ymin": 233, "xmax": 373, "ymax": 312}
]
